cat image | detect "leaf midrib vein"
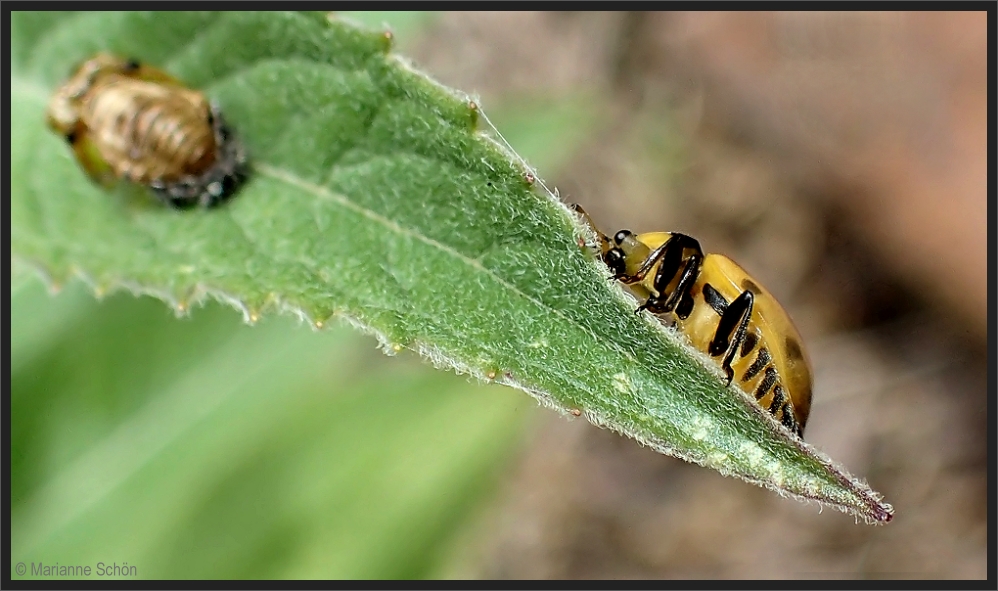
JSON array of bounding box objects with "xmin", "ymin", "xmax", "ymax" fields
[
  {"xmin": 255, "ymin": 163, "xmax": 641, "ymax": 368},
  {"xmin": 12, "ymin": 59, "xmax": 650, "ymax": 388}
]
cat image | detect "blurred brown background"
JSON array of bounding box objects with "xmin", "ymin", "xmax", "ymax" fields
[{"xmin": 409, "ymin": 11, "xmax": 988, "ymax": 579}]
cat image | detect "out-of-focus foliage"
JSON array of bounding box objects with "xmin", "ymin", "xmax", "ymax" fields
[{"xmin": 10, "ymin": 278, "xmax": 532, "ymax": 579}]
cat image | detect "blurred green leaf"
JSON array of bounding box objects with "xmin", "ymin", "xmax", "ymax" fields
[
  {"xmin": 10, "ymin": 276, "xmax": 90, "ymax": 373},
  {"xmin": 11, "ymin": 14, "xmax": 892, "ymax": 579},
  {"xmin": 11, "ymin": 286, "xmax": 531, "ymax": 579}
]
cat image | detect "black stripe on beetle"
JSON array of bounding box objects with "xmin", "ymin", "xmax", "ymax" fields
[
  {"xmin": 755, "ymin": 367, "xmax": 778, "ymax": 400},
  {"xmin": 768, "ymin": 385, "xmax": 786, "ymax": 413},
  {"xmin": 702, "ymin": 283, "xmax": 728, "ymax": 316},
  {"xmin": 740, "ymin": 331, "xmax": 758, "ymax": 358},
  {"xmin": 743, "ymin": 347, "xmax": 771, "ymax": 383}
]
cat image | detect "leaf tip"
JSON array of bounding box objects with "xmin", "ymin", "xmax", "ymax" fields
[
  {"xmin": 875, "ymin": 502, "xmax": 895, "ymax": 524},
  {"xmin": 855, "ymin": 486, "xmax": 894, "ymax": 525}
]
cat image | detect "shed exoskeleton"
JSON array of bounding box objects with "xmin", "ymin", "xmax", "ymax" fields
[{"xmin": 47, "ymin": 52, "xmax": 248, "ymax": 208}]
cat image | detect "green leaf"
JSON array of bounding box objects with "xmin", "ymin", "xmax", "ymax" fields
[
  {"xmin": 10, "ymin": 11, "xmax": 892, "ymax": 525},
  {"xmin": 10, "ymin": 284, "xmax": 529, "ymax": 578}
]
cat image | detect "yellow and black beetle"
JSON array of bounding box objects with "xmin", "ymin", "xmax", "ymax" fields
[
  {"xmin": 574, "ymin": 205, "xmax": 813, "ymax": 437},
  {"xmin": 47, "ymin": 52, "xmax": 248, "ymax": 208}
]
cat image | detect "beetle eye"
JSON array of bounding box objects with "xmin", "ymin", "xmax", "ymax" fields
[
  {"xmin": 604, "ymin": 248, "xmax": 627, "ymax": 276},
  {"xmin": 614, "ymin": 230, "xmax": 632, "ymax": 245},
  {"xmin": 123, "ymin": 58, "xmax": 141, "ymax": 72}
]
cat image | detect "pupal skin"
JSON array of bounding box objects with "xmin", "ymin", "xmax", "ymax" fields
[{"xmin": 47, "ymin": 52, "xmax": 249, "ymax": 208}]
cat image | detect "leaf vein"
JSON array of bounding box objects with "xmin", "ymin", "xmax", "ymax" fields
[{"xmin": 255, "ymin": 162, "xmax": 639, "ymax": 368}]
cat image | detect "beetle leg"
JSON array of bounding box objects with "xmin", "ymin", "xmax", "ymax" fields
[
  {"xmin": 637, "ymin": 251, "xmax": 701, "ymax": 315},
  {"xmin": 660, "ymin": 251, "xmax": 703, "ymax": 316},
  {"xmin": 619, "ymin": 232, "xmax": 702, "ymax": 286},
  {"xmin": 629, "ymin": 239, "xmax": 680, "ymax": 312},
  {"xmin": 632, "ymin": 234, "xmax": 702, "ymax": 313},
  {"xmin": 619, "ymin": 236, "xmax": 671, "ymax": 285},
  {"xmin": 708, "ymin": 289, "xmax": 755, "ymax": 385}
]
